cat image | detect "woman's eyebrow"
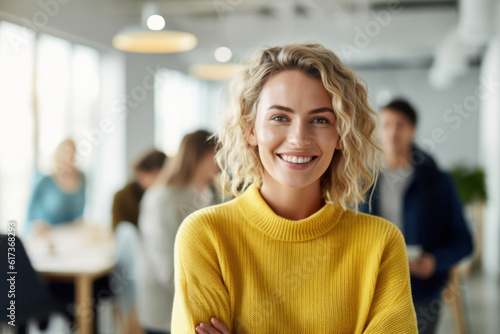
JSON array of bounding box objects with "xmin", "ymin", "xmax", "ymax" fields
[{"xmin": 267, "ymin": 104, "xmax": 335, "ymax": 114}]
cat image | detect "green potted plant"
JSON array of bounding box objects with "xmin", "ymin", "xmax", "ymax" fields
[
  {"xmin": 448, "ymin": 165, "xmax": 487, "ymax": 270},
  {"xmin": 449, "ymin": 166, "xmax": 487, "ymax": 205}
]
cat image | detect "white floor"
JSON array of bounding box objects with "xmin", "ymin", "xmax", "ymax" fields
[{"xmin": 437, "ymin": 268, "xmax": 500, "ymax": 334}]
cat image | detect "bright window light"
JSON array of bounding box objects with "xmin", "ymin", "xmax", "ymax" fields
[
  {"xmin": 0, "ymin": 21, "xmax": 35, "ymax": 233},
  {"xmin": 154, "ymin": 69, "xmax": 225, "ymax": 157}
]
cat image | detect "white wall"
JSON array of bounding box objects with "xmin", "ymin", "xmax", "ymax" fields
[
  {"xmin": 356, "ymin": 66, "xmax": 481, "ymax": 169},
  {"xmin": 124, "ymin": 54, "xmax": 157, "ymax": 176},
  {"xmin": 479, "ymin": 36, "xmax": 500, "ymax": 279},
  {"xmin": 122, "ymin": 53, "xmax": 185, "ymax": 179},
  {"xmin": 84, "ymin": 50, "xmax": 127, "ymax": 225}
]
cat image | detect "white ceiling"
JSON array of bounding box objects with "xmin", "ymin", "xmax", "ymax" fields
[{"xmin": 0, "ymin": 0, "xmax": 459, "ymax": 68}]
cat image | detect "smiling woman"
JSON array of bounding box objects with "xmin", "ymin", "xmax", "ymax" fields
[
  {"xmin": 215, "ymin": 42, "xmax": 382, "ymax": 213},
  {"xmin": 170, "ymin": 42, "xmax": 418, "ymax": 333}
]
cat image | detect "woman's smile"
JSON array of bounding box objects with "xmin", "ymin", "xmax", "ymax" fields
[{"xmin": 276, "ymin": 153, "xmax": 319, "ymax": 170}]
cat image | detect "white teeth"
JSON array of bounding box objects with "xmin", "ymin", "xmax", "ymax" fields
[{"xmin": 280, "ymin": 154, "xmax": 314, "ymax": 164}]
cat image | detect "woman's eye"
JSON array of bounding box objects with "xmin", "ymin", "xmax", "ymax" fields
[
  {"xmin": 312, "ymin": 118, "xmax": 329, "ymax": 124},
  {"xmin": 271, "ymin": 115, "xmax": 288, "ymax": 122}
]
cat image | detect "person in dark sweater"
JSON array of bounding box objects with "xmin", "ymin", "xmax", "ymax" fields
[
  {"xmin": 111, "ymin": 150, "xmax": 167, "ymax": 230},
  {"xmin": 359, "ymin": 99, "xmax": 473, "ymax": 334}
]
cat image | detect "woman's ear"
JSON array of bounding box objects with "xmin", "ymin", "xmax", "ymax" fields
[
  {"xmin": 335, "ymin": 135, "xmax": 342, "ymax": 150},
  {"xmin": 247, "ymin": 126, "xmax": 258, "ymax": 147}
]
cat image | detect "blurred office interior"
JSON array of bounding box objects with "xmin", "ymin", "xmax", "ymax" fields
[{"xmin": 0, "ymin": 0, "xmax": 499, "ymax": 333}]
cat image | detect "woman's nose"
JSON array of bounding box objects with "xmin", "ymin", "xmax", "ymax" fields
[{"xmin": 287, "ymin": 122, "xmax": 311, "ymax": 147}]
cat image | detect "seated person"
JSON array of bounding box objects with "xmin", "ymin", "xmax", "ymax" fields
[
  {"xmin": 26, "ymin": 139, "xmax": 85, "ymax": 235},
  {"xmin": 111, "ymin": 150, "xmax": 167, "ymax": 230}
]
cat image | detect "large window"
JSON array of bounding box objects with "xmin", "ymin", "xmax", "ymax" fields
[
  {"xmin": 0, "ymin": 21, "xmax": 123, "ymax": 233},
  {"xmin": 0, "ymin": 21, "xmax": 35, "ymax": 233},
  {"xmin": 36, "ymin": 34, "xmax": 72, "ymax": 173},
  {"xmin": 155, "ymin": 69, "xmax": 226, "ymax": 156},
  {"xmin": 36, "ymin": 35, "xmax": 100, "ymax": 173}
]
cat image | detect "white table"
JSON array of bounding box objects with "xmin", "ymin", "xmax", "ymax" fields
[{"xmin": 23, "ymin": 224, "xmax": 115, "ymax": 334}]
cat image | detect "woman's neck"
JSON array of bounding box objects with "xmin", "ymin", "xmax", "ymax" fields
[
  {"xmin": 53, "ymin": 168, "xmax": 81, "ymax": 193},
  {"xmin": 259, "ymin": 174, "xmax": 325, "ymax": 221},
  {"xmin": 54, "ymin": 167, "xmax": 78, "ymax": 179}
]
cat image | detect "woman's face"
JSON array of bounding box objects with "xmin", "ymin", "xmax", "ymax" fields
[
  {"xmin": 56, "ymin": 141, "xmax": 76, "ymax": 169},
  {"xmin": 248, "ymin": 70, "xmax": 341, "ymax": 190}
]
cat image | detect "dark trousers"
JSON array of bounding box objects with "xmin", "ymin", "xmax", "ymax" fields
[
  {"xmin": 414, "ymin": 298, "xmax": 442, "ymax": 334},
  {"xmin": 42, "ymin": 275, "xmax": 111, "ymax": 332},
  {"xmin": 145, "ymin": 330, "xmax": 170, "ymax": 334}
]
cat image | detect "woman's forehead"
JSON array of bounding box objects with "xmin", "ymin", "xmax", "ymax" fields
[{"xmin": 258, "ymin": 71, "xmax": 332, "ymax": 110}]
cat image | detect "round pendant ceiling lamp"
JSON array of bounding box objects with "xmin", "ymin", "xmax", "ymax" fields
[
  {"xmin": 112, "ymin": 3, "xmax": 197, "ymax": 54},
  {"xmin": 188, "ymin": 45, "xmax": 240, "ymax": 80},
  {"xmin": 188, "ymin": 63, "xmax": 240, "ymax": 81},
  {"xmin": 112, "ymin": 28, "xmax": 197, "ymax": 54}
]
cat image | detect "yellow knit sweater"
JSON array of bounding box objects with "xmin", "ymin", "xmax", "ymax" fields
[{"xmin": 171, "ymin": 183, "xmax": 418, "ymax": 333}]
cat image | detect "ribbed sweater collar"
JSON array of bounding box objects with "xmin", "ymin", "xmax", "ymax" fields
[{"xmin": 237, "ymin": 183, "xmax": 345, "ymax": 242}]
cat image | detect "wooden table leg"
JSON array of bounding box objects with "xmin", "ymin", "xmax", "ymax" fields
[
  {"xmin": 443, "ymin": 266, "xmax": 468, "ymax": 334},
  {"xmin": 75, "ymin": 275, "xmax": 94, "ymax": 334}
]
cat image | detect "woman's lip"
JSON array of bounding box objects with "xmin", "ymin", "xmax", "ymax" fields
[
  {"xmin": 276, "ymin": 154, "xmax": 318, "ymax": 168},
  {"xmin": 276, "ymin": 153, "xmax": 318, "ymax": 157}
]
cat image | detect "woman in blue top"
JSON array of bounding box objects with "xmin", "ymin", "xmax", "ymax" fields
[
  {"xmin": 26, "ymin": 138, "xmax": 86, "ymax": 234},
  {"xmin": 24, "ymin": 138, "xmax": 92, "ymax": 331}
]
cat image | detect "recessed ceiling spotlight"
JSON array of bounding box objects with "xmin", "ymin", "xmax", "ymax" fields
[{"xmin": 214, "ymin": 47, "xmax": 232, "ymax": 63}]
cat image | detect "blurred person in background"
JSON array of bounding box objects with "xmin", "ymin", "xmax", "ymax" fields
[
  {"xmin": 111, "ymin": 149, "xmax": 167, "ymax": 230},
  {"xmin": 360, "ymin": 99, "xmax": 473, "ymax": 334},
  {"xmin": 24, "ymin": 138, "xmax": 108, "ymax": 331},
  {"xmin": 26, "ymin": 138, "xmax": 85, "ymax": 235},
  {"xmin": 137, "ymin": 129, "xmax": 221, "ymax": 334}
]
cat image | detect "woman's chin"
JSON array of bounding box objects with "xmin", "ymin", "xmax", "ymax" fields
[{"xmin": 274, "ymin": 177, "xmax": 319, "ymax": 191}]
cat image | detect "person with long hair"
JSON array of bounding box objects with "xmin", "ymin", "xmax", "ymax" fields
[
  {"xmin": 26, "ymin": 138, "xmax": 85, "ymax": 234},
  {"xmin": 137, "ymin": 129, "xmax": 221, "ymax": 334},
  {"xmin": 171, "ymin": 42, "xmax": 418, "ymax": 333},
  {"xmin": 25, "ymin": 138, "xmax": 108, "ymax": 332}
]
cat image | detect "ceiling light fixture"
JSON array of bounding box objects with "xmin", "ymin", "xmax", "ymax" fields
[
  {"xmin": 112, "ymin": 5, "xmax": 197, "ymax": 54},
  {"xmin": 189, "ymin": 63, "xmax": 241, "ymax": 81},
  {"xmin": 214, "ymin": 46, "xmax": 232, "ymax": 63},
  {"xmin": 146, "ymin": 15, "xmax": 165, "ymax": 31}
]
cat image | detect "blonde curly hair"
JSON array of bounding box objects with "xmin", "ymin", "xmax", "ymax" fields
[{"xmin": 211, "ymin": 41, "xmax": 382, "ymax": 212}]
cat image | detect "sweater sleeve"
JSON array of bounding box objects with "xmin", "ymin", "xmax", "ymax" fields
[
  {"xmin": 171, "ymin": 211, "xmax": 232, "ymax": 333},
  {"xmin": 363, "ymin": 224, "xmax": 418, "ymax": 333}
]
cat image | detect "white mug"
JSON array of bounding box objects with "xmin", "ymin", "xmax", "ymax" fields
[{"xmin": 406, "ymin": 244, "xmax": 423, "ymax": 262}]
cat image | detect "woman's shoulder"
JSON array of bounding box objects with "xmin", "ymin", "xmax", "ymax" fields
[
  {"xmin": 35, "ymin": 174, "xmax": 54, "ymax": 186},
  {"xmin": 184, "ymin": 195, "xmax": 239, "ymax": 221},
  {"xmin": 32, "ymin": 174, "xmax": 62, "ymax": 194},
  {"xmin": 176, "ymin": 197, "xmax": 240, "ymax": 237},
  {"xmin": 145, "ymin": 183, "xmax": 191, "ymax": 199},
  {"xmin": 341, "ymin": 208, "xmax": 403, "ymax": 242},
  {"xmin": 140, "ymin": 184, "xmax": 173, "ymax": 208}
]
